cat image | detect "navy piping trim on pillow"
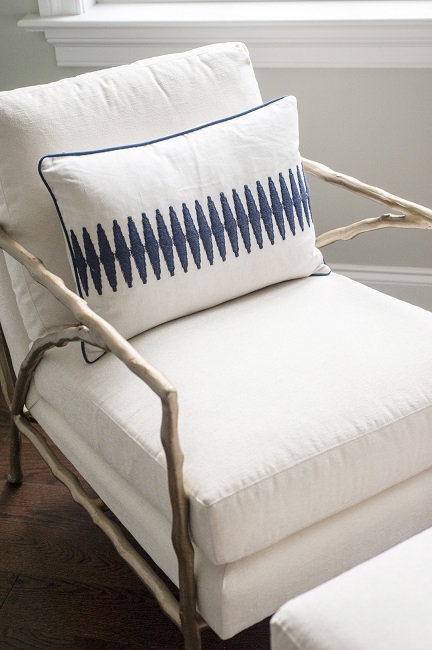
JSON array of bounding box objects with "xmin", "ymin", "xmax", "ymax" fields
[
  {"xmin": 38, "ymin": 96, "xmax": 286, "ymax": 168},
  {"xmin": 312, "ymin": 267, "xmax": 332, "ymax": 277}
]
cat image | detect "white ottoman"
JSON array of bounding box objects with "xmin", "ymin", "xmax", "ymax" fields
[{"xmin": 271, "ymin": 527, "xmax": 432, "ymax": 650}]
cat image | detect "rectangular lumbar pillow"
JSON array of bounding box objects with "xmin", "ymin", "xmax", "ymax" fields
[{"xmin": 39, "ymin": 96, "xmax": 329, "ymax": 361}]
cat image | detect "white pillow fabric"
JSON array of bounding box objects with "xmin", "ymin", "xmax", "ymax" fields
[
  {"xmin": 40, "ymin": 96, "xmax": 329, "ymax": 361},
  {"xmin": 0, "ymin": 42, "xmax": 262, "ymax": 349}
]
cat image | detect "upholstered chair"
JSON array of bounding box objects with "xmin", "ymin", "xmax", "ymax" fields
[{"xmin": 1, "ymin": 43, "xmax": 431, "ymax": 649}]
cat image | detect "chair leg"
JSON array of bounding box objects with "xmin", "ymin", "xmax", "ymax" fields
[
  {"xmin": 181, "ymin": 608, "xmax": 202, "ymax": 650},
  {"xmin": 0, "ymin": 324, "xmax": 21, "ymax": 484},
  {"xmin": 178, "ymin": 551, "xmax": 203, "ymax": 649},
  {"xmin": 184, "ymin": 632, "xmax": 202, "ymax": 650},
  {"xmin": 7, "ymin": 420, "xmax": 23, "ymax": 484}
]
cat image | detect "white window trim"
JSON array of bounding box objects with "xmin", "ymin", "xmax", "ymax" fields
[
  {"xmin": 19, "ymin": 1, "xmax": 432, "ymax": 68},
  {"xmin": 37, "ymin": 0, "xmax": 95, "ymax": 17}
]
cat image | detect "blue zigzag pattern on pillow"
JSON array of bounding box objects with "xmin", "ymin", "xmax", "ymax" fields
[{"xmin": 70, "ymin": 165, "xmax": 312, "ymax": 296}]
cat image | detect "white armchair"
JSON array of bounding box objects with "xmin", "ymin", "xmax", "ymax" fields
[{"xmin": 1, "ymin": 43, "xmax": 431, "ymax": 649}]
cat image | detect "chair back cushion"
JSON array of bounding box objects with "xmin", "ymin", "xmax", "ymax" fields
[
  {"xmin": 39, "ymin": 96, "xmax": 329, "ymax": 361},
  {"xmin": 0, "ymin": 251, "xmax": 30, "ymax": 374},
  {"xmin": 0, "ymin": 42, "xmax": 262, "ymax": 346}
]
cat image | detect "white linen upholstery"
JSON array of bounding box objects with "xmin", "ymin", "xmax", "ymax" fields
[
  {"xmin": 28, "ymin": 273, "xmax": 432, "ymax": 565},
  {"xmin": 39, "ymin": 96, "xmax": 327, "ymax": 361},
  {"xmin": 0, "ymin": 42, "xmax": 262, "ymax": 345},
  {"xmin": 270, "ymin": 527, "xmax": 432, "ymax": 650},
  {"xmin": 0, "ymin": 250, "xmax": 30, "ymax": 375},
  {"xmin": 28, "ymin": 395, "xmax": 432, "ymax": 639},
  {"xmin": 3, "ymin": 40, "xmax": 432, "ymax": 647}
]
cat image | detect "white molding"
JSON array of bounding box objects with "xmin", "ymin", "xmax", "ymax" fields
[
  {"xmin": 19, "ymin": 1, "xmax": 432, "ymax": 68},
  {"xmin": 37, "ymin": 0, "xmax": 95, "ymax": 17},
  {"xmin": 332, "ymin": 263, "xmax": 432, "ymax": 311}
]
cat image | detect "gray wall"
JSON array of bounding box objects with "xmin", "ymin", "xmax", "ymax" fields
[
  {"xmin": 2, "ymin": 1, "xmax": 432, "ymax": 268},
  {"xmin": 0, "ymin": 1, "xmax": 100, "ymax": 88},
  {"xmin": 256, "ymin": 67, "xmax": 432, "ymax": 268}
]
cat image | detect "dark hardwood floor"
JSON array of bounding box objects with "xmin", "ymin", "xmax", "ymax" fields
[{"xmin": 0, "ymin": 391, "xmax": 270, "ymax": 649}]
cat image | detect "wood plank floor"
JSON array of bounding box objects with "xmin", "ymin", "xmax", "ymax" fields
[{"xmin": 0, "ymin": 391, "xmax": 270, "ymax": 649}]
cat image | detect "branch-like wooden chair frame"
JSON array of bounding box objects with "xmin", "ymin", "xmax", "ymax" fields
[{"xmin": 1, "ymin": 158, "xmax": 431, "ymax": 650}]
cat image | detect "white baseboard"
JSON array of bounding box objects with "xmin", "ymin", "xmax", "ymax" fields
[{"xmin": 331, "ymin": 264, "xmax": 432, "ymax": 312}]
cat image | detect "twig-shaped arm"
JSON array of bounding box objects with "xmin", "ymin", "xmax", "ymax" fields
[
  {"xmin": 11, "ymin": 325, "xmax": 103, "ymax": 418},
  {"xmin": 8, "ymin": 325, "xmax": 188, "ymax": 630},
  {"xmin": 0, "ymin": 226, "xmax": 174, "ymax": 400},
  {"xmin": 302, "ymin": 158, "xmax": 432, "ymax": 248},
  {"xmin": 0, "ymin": 225, "xmax": 200, "ymax": 644}
]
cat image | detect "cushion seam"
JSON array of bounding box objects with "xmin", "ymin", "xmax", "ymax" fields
[
  {"xmin": 33, "ymin": 360, "xmax": 165, "ymax": 465},
  {"xmin": 36, "ymin": 355, "xmax": 432, "ymax": 497},
  {"xmin": 0, "ymin": 43, "xmax": 245, "ymax": 99},
  {"xmin": 192, "ymin": 399, "xmax": 432, "ymax": 506},
  {"xmin": 277, "ymin": 623, "xmax": 309, "ymax": 650}
]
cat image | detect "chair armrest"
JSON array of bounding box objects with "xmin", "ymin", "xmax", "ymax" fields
[
  {"xmin": 0, "ymin": 226, "xmax": 174, "ymax": 400},
  {"xmin": 302, "ymin": 158, "xmax": 432, "ymax": 248},
  {"xmin": 0, "ymin": 225, "xmax": 184, "ymax": 542},
  {"xmin": 0, "ymin": 225, "xmax": 198, "ymax": 636}
]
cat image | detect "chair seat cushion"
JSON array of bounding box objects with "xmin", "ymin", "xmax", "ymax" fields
[
  {"xmin": 28, "ymin": 273, "xmax": 432, "ymax": 564},
  {"xmin": 270, "ymin": 527, "xmax": 432, "ymax": 650}
]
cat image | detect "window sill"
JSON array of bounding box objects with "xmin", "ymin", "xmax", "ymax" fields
[{"xmin": 18, "ymin": 1, "xmax": 432, "ymax": 68}]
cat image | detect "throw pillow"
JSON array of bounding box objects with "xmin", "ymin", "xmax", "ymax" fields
[{"xmin": 39, "ymin": 95, "xmax": 330, "ymax": 361}]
